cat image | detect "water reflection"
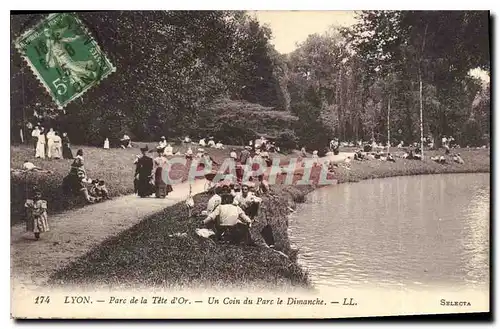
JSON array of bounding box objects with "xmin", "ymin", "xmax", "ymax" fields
[{"xmin": 289, "ymin": 174, "xmax": 490, "ymax": 290}]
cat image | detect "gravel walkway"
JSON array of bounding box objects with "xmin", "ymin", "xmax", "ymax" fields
[{"xmin": 11, "ymin": 179, "xmax": 208, "ymax": 290}]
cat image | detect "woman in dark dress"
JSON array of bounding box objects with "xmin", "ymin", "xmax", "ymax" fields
[
  {"xmin": 135, "ymin": 145, "xmax": 154, "ymax": 198},
  {"xmin": 62, "ymin": 132, "xmax": 74, "ymax": 159}
]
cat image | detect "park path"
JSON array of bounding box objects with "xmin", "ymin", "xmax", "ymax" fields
[{"xmin": 11, "ymin": 178, "xmax": 208, "ymax": 291}]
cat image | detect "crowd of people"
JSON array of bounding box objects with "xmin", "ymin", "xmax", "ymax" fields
[
  {"xmin": 20, "ymin": 129, "xmax": 472, "ymax": 243},
  {"xmin": 30, "ymin": 125, "xmax": 73, "ymax": 160},
  {"xmin": 200, "ymin": 179, "xmax": 271, "ymax": 246}
]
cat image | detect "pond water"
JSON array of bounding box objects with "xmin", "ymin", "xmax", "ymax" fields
[{"xmin": 288, "ymin": 173, "xmax": 490, "ymax": 290}]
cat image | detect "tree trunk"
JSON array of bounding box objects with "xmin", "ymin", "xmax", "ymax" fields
[
  {"xmin": 387, "ymin": 95, "xmax": 391, "ymax": 153},
  {"xmin": 419, "ymin": 72, "xmax": 424, "ymax": 157},
  {"xmin": 419, "ymin": 23, "xmax": 429, "ymax": 158}
]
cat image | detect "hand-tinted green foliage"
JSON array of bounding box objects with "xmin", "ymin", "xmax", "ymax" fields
[{"xmin": 11, "ymin": 11, "xmax": 287, "ymax": 145}]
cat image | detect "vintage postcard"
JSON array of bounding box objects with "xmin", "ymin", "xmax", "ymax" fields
[{"xmin": 10, "ymin": 10, "xmax": 490, "ymax": 319}]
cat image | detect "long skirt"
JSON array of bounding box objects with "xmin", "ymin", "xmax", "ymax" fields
[
  {"xmin": 154, "ymin": 168, "xmax": 169, "ymax": 198},
  {"xmin": 47, "ymin": 141, "xmax": 53, "ymax": 158},
  {"xmin": 137, "ymin": 174, "xmax": 154, "ymax": 197},
  {"xmin": 52, "ymin": 144, "xmax": 62, "ymax": 159},
  {"xmin": 62, "ymin": 144, "xmax": 73, "ymax": 159},
  {"xmin": 35, "ymin": 142, "xmax": 45, "ymax": 158},
  {"xmin": 26, "ymin": 214, "xmax": 49, "ymax": 233}
]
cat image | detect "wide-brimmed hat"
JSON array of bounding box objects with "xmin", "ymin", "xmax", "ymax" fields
[
  {"xmin": 156, "ymin": 146, "xmax": 165, "ymax": 152},
  {"xmin": 140, "ymin": 145, "xmax": 149, "ymax": 151}
]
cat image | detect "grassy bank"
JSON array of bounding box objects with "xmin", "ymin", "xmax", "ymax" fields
[
  {"xmin": 48, "ymin": 189, "xmax": 311, "ymax": 290},
  {"xmin": 44, "ymin": 148, "xmax": 491, "ymax": 289},
  {"xmin": 10, "ymin": 143, "xmax": 246, "ymax": 225}
]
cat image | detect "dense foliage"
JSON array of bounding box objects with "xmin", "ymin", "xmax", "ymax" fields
[
  {"xmin": 11, "ymin": 11, "xmax": 490, "ymax": 149},
  {"xmin": 11, "ymin": 11, "xmax": 287, "ymax": 146}
]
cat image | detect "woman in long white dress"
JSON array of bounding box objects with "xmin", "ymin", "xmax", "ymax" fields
[
  {"xmin": 46, "ymin": 128, "xmax": 55, "ymax": 158},
  {"xmin": 35, "ymin": 129, "xmax": 46, "ymax": 159},
  {"xmin": 51, "ymin": 131, "xmax": 62, "ymax": 159}
]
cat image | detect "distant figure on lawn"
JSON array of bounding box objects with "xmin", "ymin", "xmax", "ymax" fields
[
  {"xmin": 207, "ymin": 137, "xmax": 216, "ymax": 148},
  {"xmin": 31, "ymin": 126, "xmax": 41, "ymax": 151},
  {"xmin": 215, "ymin": 141, "xmax": 224, "ymax": 149},
  {"xmin": 120, "ymin": 134, "xmax": 132, "ymax": 149},
  {"xmin": 46, "ymin": 128, "xmax": 55, "ymax": 158},
  {"xmin": 239, "ymin": 146, "xmax": 251, "ymax": 165},
  {"xmin": 51, "ymin": 131, "xmax": 62, "ymax": 159},
  {"xmin": 230, "ymin": 148, "xmax": 238, "ymax": 160},
  {"xmin": 35, "ymin": 127, "xmax": 46, "ymax": 159},
  {"xmin": 104, "ymin": 138, "xmax": 110, "ymax": 149},
  {"xmin": 164, "ymin": 143, "xmax": 173, "ymax": 156},
  {"xmin": 62, "ymin": 132, "xmax": 74, "ymax": 159},
  {"xmin": 135, "ymin": 145, "xmax": 154, "ymax": 198},
  {"xmin": 158, "ymin": 136, "xmax": 167, "ymax": 149},
  {"xmin": 25, "ymin": 187, "xmax": 49, "ymax": 240},
  {"xmin": 185, "ymin": 147, "xmax": 194, "ymax": 160},
  {"xmin": 453, "ymin": 153, "xmax": 465, "ymax": 164}
]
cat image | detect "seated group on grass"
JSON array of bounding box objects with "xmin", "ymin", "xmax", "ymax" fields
[
  {"xmin": 62, "ymin": 149, "xmax": 110, "ymax": 204},
  {"xmin": 201, "ymin": 179, "xmax": 273, "ymax": 247},
  {"xmin": 430, "ymin": 153, "xmax": 465, "ymax": 165},
  {"xmin": 353, "ymin": 150, "xmax": 396, "ymax": 162}
]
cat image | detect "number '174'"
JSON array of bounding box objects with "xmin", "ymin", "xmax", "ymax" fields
[{"xmin": 34, "ymin": 296, "xmax": 50, "ymax": 304}]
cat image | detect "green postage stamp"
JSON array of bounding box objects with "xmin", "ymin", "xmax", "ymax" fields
[{"xmin": 15, "ymin": 13, "xmax": 116, "ymax": 108}]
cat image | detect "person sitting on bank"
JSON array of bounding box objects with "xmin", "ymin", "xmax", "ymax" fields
[
  {"xmin": 185, "ymin": 146, "xmax": 194, "ymax": 160},
  {"xmin": 62, "ymin": 151, "xmax": 96, "ymax": 204},
  {"xmin": 164, "ymin": 143, "xmax": 173, "ymax": 156},
  {"xmin": 233, "ymin": 182, "xmax": 262, "ymax": 218},
  {"xmin": 413, "ymin": 146, "xmax": 422, "ymax": 160},
  {"xmin": 354, "ymin": 149, "xmax": 365, "ymax": 161},
  {"xmin": 387, "ymin": 153, "xmax": 396, "ymax": 162},
  {"xmin": 202, "ymin": 191, "xmax": 252, "ymax": 244},
  {"xmin": 184, "ymin": 136, "xmax": 192, "ymax": 144},
  {"xmin": 230, "ymin": 148, "xmax": 238, "ymax": 161},
  {"xmin": 158, "ymin": 136, "xmax": 167, "ymax": 149},
  {"xmin": 215, "ymin": 141, "xmax": 224, "ymax": 149},
  {"xmin": 199, "ymin": 138, "xmax": 206, "ymax": 147},
  {"xmin": 96, "ymin": 180, "xmax": 110, "ymax": 200},
  {"xmin": 202, "ymin": 186, "xmax": 222, "ymax": 216},
  {"xmin": 120, "ymin": 134, "xmax": 131, "ymax": 149},
  {"xmin": 453, "ymin": 153, "xmax": 465, "ymax": 164},
  {"xmin": 207, "ymin": 137, "xmax": 216, "ymax": 148},
  {"xmin": 239, "ymin": 146, "xmax": 251, "ymax": 165},
  {"xmin": 255, "ymin": 175, "xmax": 270, "ymax": 196}
]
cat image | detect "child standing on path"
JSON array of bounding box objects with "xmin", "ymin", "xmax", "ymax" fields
[{"xmin": 25, "ymin": 187, "xmax": 49, "ymax": 240}]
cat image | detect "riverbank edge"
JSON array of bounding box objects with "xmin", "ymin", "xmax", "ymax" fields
[{"xmin": 49, "ymin": 150, "xmax": 490, "ymax": 289}]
